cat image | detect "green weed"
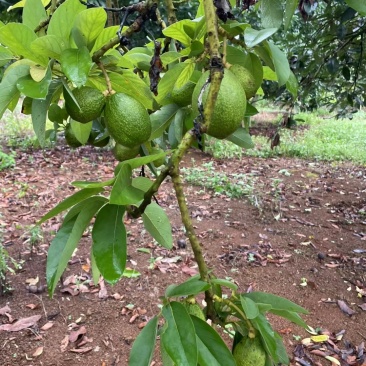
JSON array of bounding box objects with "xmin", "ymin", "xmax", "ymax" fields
[
  {"xmin": 0, "ymin": 150, "xmax": 16, "ymax": 171},
  {"xmin": 0, "ymin": 244, "xmax": 24, "ymax": 295}
]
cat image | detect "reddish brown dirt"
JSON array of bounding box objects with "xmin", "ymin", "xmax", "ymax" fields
[{"xmin": 0, "ymin": 146, "xmax": 365, "ymax": 366}]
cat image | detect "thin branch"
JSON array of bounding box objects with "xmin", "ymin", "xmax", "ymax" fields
[
  {"xmin": 164, "ymin": 0, "xmax": 178, "ymax": 25},
  {"xmin": 218, "ymin": 26, "xmax": 247, "ymax": 48},
  {"xmin": 97, "ymin": 62, "xmax": 112, "ymax": 94}
]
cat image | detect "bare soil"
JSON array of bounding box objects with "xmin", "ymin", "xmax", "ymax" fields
[{"xmin": 0, "ymin": 145, "xmax": 365, "ymax": 366}]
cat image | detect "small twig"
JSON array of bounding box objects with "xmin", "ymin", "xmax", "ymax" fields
[
  {"xmin": 32, "ymin": 294, "xmax": 48, "ymax": 319},
  {"xmin": 97, "ymin": 62, "xmax": 112, "ymax": 94},
  {"xmin": 218, "ymin": 26, "xmax": 246, "ymax": 48}
]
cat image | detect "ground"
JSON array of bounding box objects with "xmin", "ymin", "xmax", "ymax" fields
[{"xmin": 0, "ymin": 143, "xmax": 365, "ymax": 366}]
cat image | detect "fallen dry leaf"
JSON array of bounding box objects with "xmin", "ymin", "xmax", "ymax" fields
[
  {"xmin": 25, "ymin": 303, "xmax": 39, "ymax": 310},
  {"xmin": 69, "ymin": 326, "xmax": 87, "ymax": 343},
  {"xmin": 69, "ymin": 346, "xmax": 93, "ymax": 353},
  {"xmin": 98, "ymin": 278, "xmax": 108, "ymax": 299},
  {"xmin": 40, "ymin": 321, "xmax": 54, "ymax": 331},
  {"xmin": 0, "ymin": 305, "xmax": 11, "ymax": 315},
  {"xmin": 60, "ymin": 335, "xmax": 69, "ymax": 352},
  {"xmin": 32, "ymin": 346, "xmax": 43, "ymax": 357},
  {"xmin": 0, "ymin": 314, "xmax": 42, "ymax": 332},
  {"xmin": 337, "ymin": 300, "xmax": 356, "ymax": 316},
  {"xmin": 181, "ymin": 265, "xmax": 199, "ymax": 276},
  {"xmin": 26, "ymin": 276, "xmax": 39, "ymax": 286},
  {"xmin": 358, "ymin": 303, "xmax": 366, "ymax": 311}
]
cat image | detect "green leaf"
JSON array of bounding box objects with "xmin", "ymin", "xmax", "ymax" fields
[
  {"xmin": 92, "ymin": 204, "xmax": 127, "ymax": 283},
  {"xmin": 91, "ymin": 26, "xmax": 119, "ymax": 54},
  {"xmin": 60, "ymin": 47, "xmax": 92, "ymax": 88},
  {"xmin": 0, "ymin": 64, "xmax": 29, "ymax": 118},
  {"xmin": 284, "ymin": 0, "xmax": 298, "ymax": 31},
  {"xmin": 110, "ymin": 164, "xmax": 145, "ymax": 205},
  {"xmin": 132, "ymin": 177, "xmax": 153, "ymax": 192},
  {"xmin": 142, "ymin": 203, "xmax": 173, "ymax": 249},
  {"xmin": 123, "ymin": 53, "xmax": 151, "ymax": 72},
  {"xmin": 47, "ymin": 197, "xmax": 105, "ymax": 296},
  {"xmin": 70, "ymin": 119, "xmax": 92, "ymax": 144},
  {"xmin": 261, "ymin": 0, "xmax": 283, "ymax": 29},
  {"xmin": 263, "ymin": 66, "xmax": 277, "ymax": 81},
  {"xmin": 91, "ymin": 249, "xmax": 100, "ymax": 285},
  {"xmin": 267, "ymin": 41, "xmax": 291, "ymax": 86},
  {"xmin": 345, "ymin": 0, "xmax": 366, "ymax": 15},
  {"xmin": 210, "ymin": 278, "xmax": 238, "ymax": 291},
  {"xmin": 243, "ymin": 292, "xmax": 309, "ymax": 314},
  {"xmin": 244, "ymin": 28, "xmax": 278, "ymax": 48},
  {"xmin": 156, "ymin": 63, "xmax": 187, "ymax": 105},
  {"xmin": 31, "ymin": 81, "xmax": 63, "ymax": 147},
  {"xmin": 274, "ymin": 331, "xmax": 289, "ymax": 364},
  {"xmin": 108, "ymin": 71, "xmax": 155, "ymax": 110},
  {"xmin": 175, "ymin": 62, "xmax": 195, "ymax": 89},
  {"xmin": 23, "ymin": 0, "xmax": 47, "ymax": 31},
  {"xmin": 0, "ymin": 23, "xmax": 47, "ymax": 65},
  {"xmin": 129, "ymin": 316, "xmax": 158, "ymax": 366},
  {"xmin": 240, "ymin": 295, "xmax": 259, "ymax": 319},
  {"xmin": 269, "ymin": 309, "xmax": 308, "ymax": 328},
  {"xmin": 38, "ymin": 188, "xmax": 104, "ymax": 224},
  {"xmin": 73, "ymin": 8, "xmax": 107, "ymax": 49},
  {"xmin": 245, "ymin": 103, "xmax": 259, "ymax": 117},
  {"xmin": 63, "ymin": 196, "xmax": 107, "ymax": 224},
  {"xmin": 163, "ymin": 20, "xmax": 193, "ymax": 46},
  {"xmin": 0, "ymin": 46, "xmax": 14, "ymax": 67},
  {"xmin": 31, "ymin": 35, "xmax": 68, "ymax": 60},
  {"xmin": 191, "ymin": 316, "xmax": 236, "ymax": 366},
  {"xmin": 47, "ymin": 0, "xmax": 86, "ymax": 45},
  {"xmin": 123, "ymin": 269, "xmax": 141, "ymax": 278},
  {"xmin": 161, "ymin": 302, "xmax": 197, "ymax": 366},
  {"xmin": 160, "ymin": 51, "xmax": 182, "ymax": 66},
  {"xmin": 16, "ymin": 62, "xmax": 52, "ymax": 99},
  {"xmin": 150, "ymin": 104, "xmax": 180, "ymax": 140},
  {"xmin": 226, "ymin": 127, "xmax": 254, "ymax": 149},
  {"xmin": 165, "ymin": 279, "xmax": 210, "ymax": 298},
  {"xmin": 286, "ymin": 71, "xmax": 298, "ymax": 98},
  {"xmin": 71, "ymin": 179, "xmax": 115, "ymax": 189}
]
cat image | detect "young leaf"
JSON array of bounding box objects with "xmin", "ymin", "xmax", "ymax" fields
[
  {"xmin": 165, "ymin": 279, "xmax": 210, "ymax": 298},
  {"xmin": 91, "ymin": 25, "xmax": 119, "ymax": 54},
  {"xmin": 37, "ymin": 187, "xmax": 104, "ymax": 224},
  {"xmin": 23, "ymin": 0, "xmax": 47, "ymax": 31},
  {"xmin": 163, "ymin": 20, "xmax": 193, "ymax": 46},
  {"xmin": 70, "ymin": 119, "xmax": 92, "ymax": 144},
  {"xmin": 129, "ymin": 316, "xmax": 158, "ymax": 366},
  {"xmin": 31, "ymin": 35, "xmax": 68, "ymax": 60},
  {"xmin": 0, "ymin": 64, "xmax": 29, "ymax": 118},
  {"xmin": 92, "ymin": 204, "xmax": 127, "ymax": 284},
  {"xmin": 191, "ymin": 316, "xmax": 236, "ymax": 366},
  {"xmin": 73, "ymin": 8, "xmax": 107, "ymax": 49},
  {"xmin": 142, "ymin": 203, "xmax": 173, "ymax": 249},
  {"xmin": 150, "ymin": 104, "xmax": 180, "ymax": 140},
  {"xmin": 60, "ymin": 47, "xmax": 92, "ymax": 88},
  {"xmin": 210, "ymin": 278, "xmax": 238, "ymax": 291},
  {"xmin": 242, "ymin": 292, "xmax": 309, "ymax": 314},
  {"xmin": 47, "ymin": 0, "xmax": 86, "ymax": 44},
  {"xmin": 226, "ymin": 127, "xmax": 254, "ymax": 149},
  {"xmin": 244, "ymin": 28, "xmax": 278, "ymax": 48},
  {"xmin": 0, "ymin": 23, "xmax": 47, "ymax": 65},
  {"xmin": 161, "ymin": 302, "xmax": 198, "ymax": 366},
  {"xmin": 71, "ymin": 179, "xmax": 115, "ymax": 189},
  {"xmin": 240, "ymin": 296, "xmax": 260, "ymax": 320},
  {"xmin": 261, "ymin": 0, "xmax": 283, "ymax": 29},
  {"xmin": 47, "ymin": 198, "xmax": 105, "ymax": 296}
]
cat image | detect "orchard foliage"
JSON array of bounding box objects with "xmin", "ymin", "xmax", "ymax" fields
[{"xmin": 0, "ymin": 0, "xmax": 363, "ymax": 365}]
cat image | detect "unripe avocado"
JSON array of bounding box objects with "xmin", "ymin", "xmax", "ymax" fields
[
  {"xmin": 229, "ymin": 64, "xmax": 258, "ymax": 99},
  {"xmin": 64, "ymin": 123, "xmax": 82, "ymax": 148},
  {"xmin": 105, "ymin": 93, "xmax": 151, "ymax": 148},
  {"xmin": 65, "ymin": 86, "xmax": 105, "ymax": 123},
  {"xmin": 192, "ymin": 70, "xmax": 246, "ymax": 139},
  {"xmin": 183, "ymin": 298, "xmax": 205, "ymax": 320},
  {"xmin": 112, "ymin": 143, "xmax": 140, "ymax": 162},
  {"xmin": 171, "ymin": 81, "xmax": 196, "ymax": 107},
  {"xmin": 233, "ymin": 336, "xmax": 266, "ymax": 366}
]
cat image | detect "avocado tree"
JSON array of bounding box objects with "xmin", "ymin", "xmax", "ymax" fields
[{"xmin": 2, "ymin": 0, "xmax": 362, "ymax": 365}]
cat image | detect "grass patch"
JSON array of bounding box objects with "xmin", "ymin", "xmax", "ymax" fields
[
  {"xmin": 207, "ymin": 111, "xmax": 366, "ymax": 165},
  {"xmin": 0, "ymin": 150, "xmax": 16, "ymax": 171}
]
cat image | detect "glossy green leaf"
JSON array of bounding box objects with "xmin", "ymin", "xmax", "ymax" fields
[
  {"xmin": 240, "ymin": 295, "xmax": 259, "ymax": 319},
  {"xmin": 0, "ymin": 46, "xmax": 14, "ymax": 67},
  {"xmin": 243, "ymin": 292, "xmax": 309, "ymax": 314},
  {"xmin": 91, "ymin": 26, "xmax": 119, "ymax": 53},
  {"xmin": 191, "ymin": 316, "xmax": 236, "ymax": 366},
  {"xmin": 345, "ymin": 0, "xmax": 366, "ymax": 15},
  {"xmin": 16, "ymin": 62, "xmax": 52, "ymax": 99},
  {"xmin": 261, "ymin": 0, "xmax": 283, "ymax": 29},
  {"xmin": 0, "ymin": 64, "xmax": 29, "ymax": 118},
  {"xmin": 274, "ymin": 331, "xmax": 289, "ymax": 364},
  {"xmin": 165, "ymin": 279, "xmax": 209, "ymax": 298},
  {"xmin": 60, "ymin": 47, "xmax": 92, "ymax": 88},
  {"xmin": 210, "ymin": 278, "xmax": 238, "ymax": 291},
  {"xmin": 123, "ymin": 53, "xmax": 151, "ymax": 72},
  {"xmin": 108, "ymin": 71, "xmax": 155, "ymax": 110},
  {"xmin": 110, "ymin": 164, "xmax": 145, "ymax": 205},
  {"xmin": 131, "ymin": 177, "xmax": 153, "ymax": 192},
  {"xmin": 129, "ymin": 316, "xmax": 158, "ymax": 366},
  {"xmin": 226, "ymin": 127, "xmax": 254, "ymax": 149},
  {"xmin": 31, "ymin": 81, "xmax": 63, "ymax": 147},
  {"xmin": 269, "ymin": 309, "xmax": 308, "ymax": 328},
  {"xmin": 142, "ymin": 203, "xmax": 173, "ymax": 249},
  {"xmin": 0, "ymin": 23, "xmax": 47, "ymax": 65},
  {"xmin": 267, "ymin": 41, "xmax": 291, "ymax": 86},
  {"xmin": 31, "ymin": 35, "xmax": 68, "ymax": 60},
  {"xmin": 175, "ymin": 62, "xmax": 195, "ymax": 89},
  {"xmin": 92, "ymin": 204, "xmax": 127, "ymax": 283},
  {"xmin": 47, "ymin": 198, "xmax": 105, "ymax": 296},
  {"xmin": 150, "ymin": 104, "xmax": 180, "ymax": 140},
  {"xmin": 163, "ymin": 20, "xmax": 192, "ymax": 46},
  {"xmin": 23, "ymin": 0, "xmax": 47, "ymax": 31},
  {"xmin": 73, "ymin": 8, "xmax": 107, "ymax": 49},
  {"xmin": 63, "ymin": 196, "xmax": 107, "ymax": 224},
  {"xmin": 70, "ymin": 119, "xmax": 92, "ymax": 144},
  {"xmin": 37, "ymin": 188, "xmax": 104, "ymax": 224},
  {"xmin": 244, "ymin": 28, "xmax": 278, "ymax": 48},
  {"xmin": 284, "ymin": 0, "xmax": 298, "ymax": 30},
  {"xmin": 47, "ymin": 0, "xmax": 85, "ymax": 44},
  {"xmin": 160, "ymin": 51, "xmax": 182, "ymax": 66},
  {"xmin": 71, "ymin": 179, "xmax": 115, "ymax": 189},
  {"xmin": 161, "ymin": 302, "xmax": 197, "ymax": 366},
  {"xmin": 286, "ymin": 71, "xmax": 298, "ymax": 98}
]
